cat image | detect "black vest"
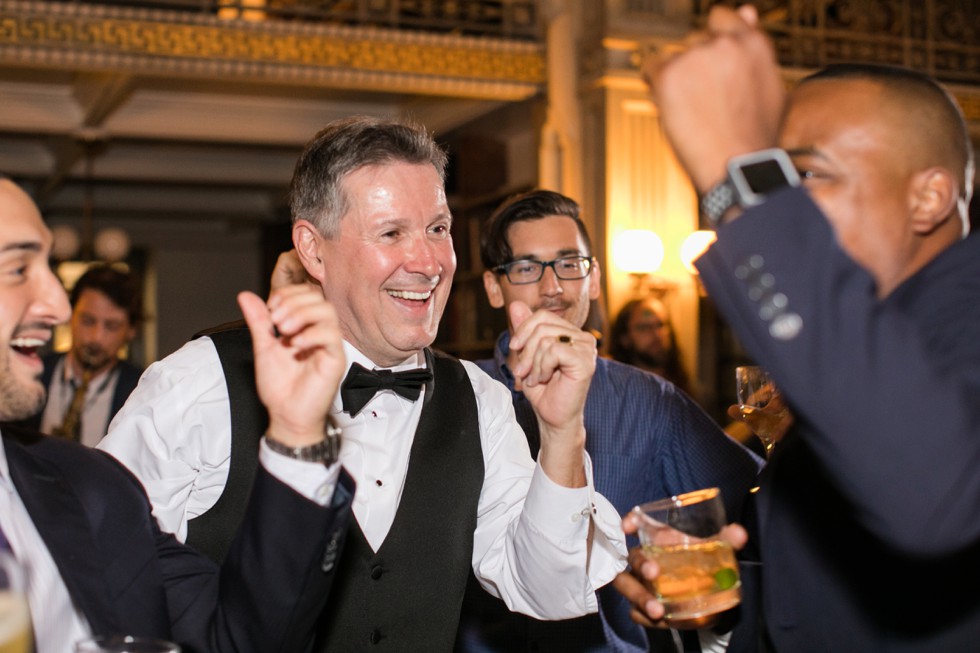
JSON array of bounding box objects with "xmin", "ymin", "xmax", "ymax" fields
[
  {"xmin": 189, "ymin": 323, "xmax": 485, "ymax": 652},
  {"xmin": 316, "ymin": 347, "xmax": 483, "ymax": 652},
  {"xmin": 185, "ymin": 322, "xmax": 266, "ymax": 563}
]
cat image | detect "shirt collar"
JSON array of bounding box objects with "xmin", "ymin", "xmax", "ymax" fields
[
  {"xmin": 341, "ymin": 341, "xmax": 426, "ymax": 373},
  {"xmin": 58, "ymin": 355, "xmax": 114, "ymax": 387}
]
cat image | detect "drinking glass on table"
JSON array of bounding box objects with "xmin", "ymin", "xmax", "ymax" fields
[
  {"xmin": 735, "ymin": 365, "xmax": 789, "ymax": 457},
  {"xmin": 75, "ymin": 635, "xmax": 181, "ymax": 653},
  {"xmin": 632, "ymin": 488, "xmax": 741, "ymax": 629},
  {"xmin": 0, "ymin": 550, "xmax": 32, "ymax": 653}
]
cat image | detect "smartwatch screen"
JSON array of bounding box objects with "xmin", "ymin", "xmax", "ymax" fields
[
  {"xmin": 729, "ymin": 149, "xmax": 801, "ymax": 207},
  {"xmin": 742, "ymin": 159, "xmax": 794, "ymax": 194}
]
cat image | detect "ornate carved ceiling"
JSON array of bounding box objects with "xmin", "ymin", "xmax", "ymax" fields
[{"xmin": 0, "ymin": 0, "xmax": 545, "ymax": 225}]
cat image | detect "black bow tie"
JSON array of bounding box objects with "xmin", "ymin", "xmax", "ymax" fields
[{"xmin": 340, "ymin": 362, "xmax": 433, "ymax": 417}]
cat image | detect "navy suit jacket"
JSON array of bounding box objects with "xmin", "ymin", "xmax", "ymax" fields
[
  {"xmin": 2, "ymin": 424, "xmax": 353, "ymax": 653},
  {"xmin": 18, "ymin": 353, "xmax": 143, "ymax": 435},
  {"xmin": 697, "ymin": 188, "xmax": 980, "ymax": 652}
]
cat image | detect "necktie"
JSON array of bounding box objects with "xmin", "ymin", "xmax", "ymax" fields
[
  {"xmin": 52, "ymin": 369, "xmax": 91, "ymax": 441},
  {"xmin": 340, "ymin": 362, "xmax": 432, "ymax": 417}
]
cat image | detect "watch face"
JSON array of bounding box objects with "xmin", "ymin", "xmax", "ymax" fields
[
  {"xmin": 729, "ymin": 148, "xmax": 801, "ymax": 207},
  {"xmin": 742, "ymin": 159, "xmax": 795, "ymax": 194}
]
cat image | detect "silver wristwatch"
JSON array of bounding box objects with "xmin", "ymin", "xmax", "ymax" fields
[
  {"xmin": 265, "ymin": 419, "xmax": 342, "ymax": 466},
  {"xmin": 700, "ymin": 148, "xmax": 801, "ymax": 227}
]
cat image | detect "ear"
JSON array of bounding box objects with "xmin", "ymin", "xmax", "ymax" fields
[
  {"xmin": 908, "ymin": 167, "xmax": 958, "ymax": 235},
  {"xmin": 483, "ymin": 270, "xmax": 506, "ymax": 309},
  {"xmin": 587, "ymin": 258, "xmax": 602, "ymax": 301},
  {"xmin": 292, "ymin": 220, "xmax": 328, "ymax": 284}
]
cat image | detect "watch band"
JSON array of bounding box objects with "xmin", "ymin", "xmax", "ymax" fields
[
  {"xmin": 699, "ymin": 178, "xmax": 737, "ymax": 228},
  {"xmin": 700, "ymin": 148, "xmax": 801, "ymax": 228},
  {"xmin": 265, "ymin": 420, "xmax": 342, "ymax": 466}
]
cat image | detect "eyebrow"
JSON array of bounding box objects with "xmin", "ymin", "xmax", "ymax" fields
[
  {"xmin": 0, "ymin": 241, "xmax": 42, "ymax": 255},
  {"xmin": 784, "ymin": 146, "xmax": 824, "ymax": 159},
  {"xmin": 510, "ymin": 247, "xmax": 585, "ymax": 261}
]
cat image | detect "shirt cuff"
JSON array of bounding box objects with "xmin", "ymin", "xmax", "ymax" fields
[
  {"xmin": 524, "ymin": 454, "xmax": 628, "ymax": 582},
  {"xmin": 523, "ymin": 457, "xmax": 596, "ymax": 537},
  {"xmin": 259, "ymin": 438, "xmax": 341, "ymax": 506}
]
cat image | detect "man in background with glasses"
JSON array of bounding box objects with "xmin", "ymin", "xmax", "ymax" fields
[{"xmin": 455, "ymin": 189, "xmax": 762, "ymax": 653}]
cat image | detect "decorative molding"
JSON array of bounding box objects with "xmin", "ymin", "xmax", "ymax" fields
[
  {"xmin": 600, "ymin": 1, "xmax": 980, "ymax": 94},
  {"xmin": 721, "ymin": 0, "xmax": 979, "ymax": 86},
  {"xmin": 0, "ymin": 0, "xmax": 545, "ymax": 99},
  {"xmin": 594, "ymin": 28, "xmax": 980, "ymax": 126}
]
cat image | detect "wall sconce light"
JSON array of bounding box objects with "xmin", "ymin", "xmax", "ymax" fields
[
  {"xmin": 613, "ymin": 229, "xmax": 664, "ymax": 275},
  {"xmin": 613, "ymin": 229, "xmax": 674, "ymax": 296},
  {"xmin": 680, "ymin": 230, "xmax": 718, "ymax": 275}
]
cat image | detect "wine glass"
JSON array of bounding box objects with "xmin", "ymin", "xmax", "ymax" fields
[
  {"xmin": 735, "ymin": 365, "xmax": 789, "ymax": 457},
  {"xmin": 0, "ymin": 550, "xmax": 32, "ymax": 653}
]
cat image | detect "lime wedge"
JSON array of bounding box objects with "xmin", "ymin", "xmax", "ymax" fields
[{"xmin": 714, "ymin": 568, "xmax": 738, "ymax": 590}]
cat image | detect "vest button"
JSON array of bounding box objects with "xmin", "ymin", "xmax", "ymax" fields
[
  {"xmin": 370, "ymin": 564, "xmax": 384, "ymax": 580},
  {"xmin": 369, "ymin": 628, "xmax": 382, "ymax": 644}
]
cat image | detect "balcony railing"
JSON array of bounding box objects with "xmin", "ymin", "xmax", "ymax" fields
[
  {"xmin": 697, "ymin": 0, "xmax": 980, "ymax": 85},
  {"xmin": 67, "ymin": 0, "xmax": 540, "ymax": 40}
]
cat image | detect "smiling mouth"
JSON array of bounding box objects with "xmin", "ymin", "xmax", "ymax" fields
[
  {"xmin": 10, "ymin": 336, "xmax": 46, "ymax": 358},
  {"xmin": 388, "ymin": 289, "xmax": 433, "ymax": 301}
]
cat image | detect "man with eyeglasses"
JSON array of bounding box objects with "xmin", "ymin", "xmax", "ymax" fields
[{"xmin": 455, "ymin": 189, "xmax": 762, "ymax": 653}]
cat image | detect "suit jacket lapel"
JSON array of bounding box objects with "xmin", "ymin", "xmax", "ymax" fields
[{"xmin": 5, "ymin": 439, "xmax": 119, "ymax": 635}]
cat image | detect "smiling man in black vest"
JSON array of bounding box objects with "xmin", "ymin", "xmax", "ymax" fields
[{"xmin": 100, "ymin": 116, "xmax": 628, "ymax": 651}]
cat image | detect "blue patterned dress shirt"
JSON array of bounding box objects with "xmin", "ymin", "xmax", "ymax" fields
[{"xmin": 455, "ymin": 331, "xmax": 763, "ymax": 653}]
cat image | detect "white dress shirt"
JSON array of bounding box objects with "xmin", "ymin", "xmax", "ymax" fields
[
  {"xmin": 99, "ymin": 338, "xmax": 627, "ymax": 618},
  {"xmin": 39, "ymin": 356, "xmax": 118, "ymax": 447},
  {"xmin": 0, "ymin": 437, "xmax": 91, "ymax": 652}
]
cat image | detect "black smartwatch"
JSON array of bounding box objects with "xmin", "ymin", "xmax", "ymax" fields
[
  {"xmin": 265, "ymin": 419, "xmax": 342, "ymax": 466},
  {"xmin": 699, "ymin": 148, "xmax": 801, "ymax": 227}
]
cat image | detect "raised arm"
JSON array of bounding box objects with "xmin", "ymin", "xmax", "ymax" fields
[{"xmin": 505, "ymin": 301, "xmax": 595, "ymax": 488}]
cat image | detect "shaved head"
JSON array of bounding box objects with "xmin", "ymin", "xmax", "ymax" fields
[{"xmin": 800, "ymin": 64, "xmax": 974, "ymax": 231}]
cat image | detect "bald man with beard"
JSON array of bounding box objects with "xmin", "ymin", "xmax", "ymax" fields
[{"xmin": 616, "ymin": 6, "xmax": 980, "ymax": 652}]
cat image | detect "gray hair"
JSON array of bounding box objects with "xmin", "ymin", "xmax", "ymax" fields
[{"xmin": 288, "ymin": 116, "xmax": 448, "ymax": 237}]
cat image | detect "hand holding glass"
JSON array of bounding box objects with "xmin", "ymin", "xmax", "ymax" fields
[
  {"xmin": 632, "ymin": 488, "xmax": 740, "ymax": 628},
  {"xmin": 735, "ymin": 365, "xmax": 789, "ymax": 456}
]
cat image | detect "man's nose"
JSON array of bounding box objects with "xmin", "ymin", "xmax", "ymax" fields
[
  {"xmin": 538, "ymin": 265, "xmax": 563, "ymax": 295},
  {"xmin": 36, "ymin": 268, "xmax": 71, "ymax": 325},
  {"xmin": 405, "ymin": 235, "xmax": 440, "ymax": 275}
]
